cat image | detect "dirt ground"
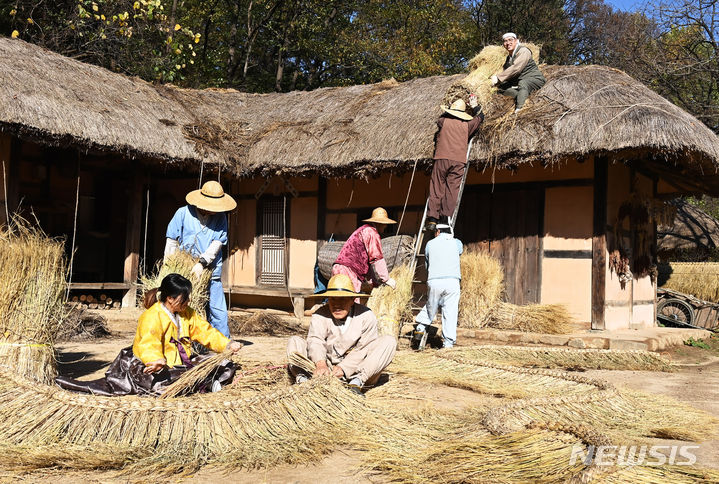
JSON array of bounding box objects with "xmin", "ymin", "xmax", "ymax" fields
[{"xmin": 8, "ymin": 312, "xmax": 719, "ymax": 483}]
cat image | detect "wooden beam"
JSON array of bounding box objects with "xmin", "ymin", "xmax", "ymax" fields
[
  {"xmin": 69, "ymin": 282, "xmax": 132, "ymax": 290},
  {"xmin": 226, "ymin": 285, "xmax": 313, "ymax": 297},
  {"xmin": 122, "ymin": 170, "xmax": 144, "ymax": 308},
  {"xmin": 591, "ymin": 157, "xmax": 608, "ymax": 330}
]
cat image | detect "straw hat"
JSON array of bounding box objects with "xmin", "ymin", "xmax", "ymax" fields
[
  {"xmin": 186, "ymin": 181, "xmax": 237, "ymax": 212},
  {"xmin": 363, "ymin": 207, "xmax": 397, "ymax": 225},
  {"xmin": 310, "ymin": 274, "xmax": 368, "ymax": 298},
  {"xmin": 441, "ymin": 99, "xmax": 473, "ymax": 121}
]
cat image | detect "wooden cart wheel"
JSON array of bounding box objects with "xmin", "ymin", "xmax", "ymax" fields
[{"xmin": 657, "ymin": 298, "xmax": 695, "ymax": 326}]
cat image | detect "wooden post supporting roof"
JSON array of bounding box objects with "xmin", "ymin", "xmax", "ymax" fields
[
  {"xmin": 591, "ymin": 156, "xmax": 607, "ymax": 330},
  {"xmin": 122, "ymin": 170, "xmax": 145, "ymax": 308}
]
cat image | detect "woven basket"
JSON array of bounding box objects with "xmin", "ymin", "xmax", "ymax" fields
[{"xmin": 318, "ymin": 235, "xmax": 414, "ymax": 280}]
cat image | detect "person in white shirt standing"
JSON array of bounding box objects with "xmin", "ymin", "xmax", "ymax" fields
[{"xmin": 413, "ymin": 222, "xmax": 463, "ymax": 350}]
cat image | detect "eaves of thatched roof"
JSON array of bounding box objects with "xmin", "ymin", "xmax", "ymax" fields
[{"xmin": 2, "ymin": 38, "xmax": 719, "ymax": 192}]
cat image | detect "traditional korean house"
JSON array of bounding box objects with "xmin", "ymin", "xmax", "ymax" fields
[{"xmin": 2, "ymin": 38, "xmax": 719, "ymax": 330}]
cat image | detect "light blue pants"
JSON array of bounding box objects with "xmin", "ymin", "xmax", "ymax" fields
[
  {"xmin": 208, "ymin": 279, "xmax": 230, "ymax": 338},
  {"xmin": 415, "ymin": 278, "xmax": 460, "ymax": 348}
]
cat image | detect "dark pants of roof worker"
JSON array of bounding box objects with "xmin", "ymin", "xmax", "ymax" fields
[
  {"xmin": 498, "ymin": 76, "xmax": 545, "ymax": 110},
  {"xmin": 427, "ymin": 158, "xmax": 466, "ymax": 221}
]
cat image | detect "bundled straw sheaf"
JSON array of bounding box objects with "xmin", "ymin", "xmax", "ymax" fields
[
  {"xmin": 140, "ymin": 250, "xmax": 211, "ymax": 317},
  {"xmin": 367, "ymin": 264, "xmax": 414, "ymax": 338},
  {"xmin": 458, "ymin": 251, "xmax": 504, "ymax": 328},
  {"xmin": 659, "ymin": 262, "xmax": 719, "ymax": 303},
  {"xmin": 487, "ymin": 301, "xmax": 574, "ymax": 334},
  {"xmin": 0, "ymin": 218, "xmax": 66, "ymax": 384}
]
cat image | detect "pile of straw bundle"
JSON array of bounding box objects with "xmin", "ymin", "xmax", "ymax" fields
[
  {"xmin": 451, "ymin": 345, "xmax": 673, "ymax": 372},
  {"xmin": 160, "ymin": 348, "xmax": 238, "ymax": 398},
  {"xmin": 458, "ymin": 251, "xmax": 504, "ymax": 328},
  {"xmin": 443, "ymin": 43, "xmax": 541, "ymax": 111},
  {"xmin": 139, "ymin": 250, "xmax": 211, "ymax": 316},
  {"xmin": 367, "ymin": 264, "xmax": 414, "ymax": 338},
  {"xmin": 0, "ymin": 220, "xmax": 66, "ymax": 384},
  {"xmin": 660, "ymin": 262, "xmax": 719, "ymax": 302},
  {"xmin": 487, "ymin": 301, "xmax": 574, "ymax": 334},
  {"xmin": 229, "ymin": 311, "xmax": 301, "ymax": 336}
]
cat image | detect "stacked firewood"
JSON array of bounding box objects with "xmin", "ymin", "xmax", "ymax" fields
[{"xmin": 69, "ymin": 294, "xmax": 121, "ymax": 310}]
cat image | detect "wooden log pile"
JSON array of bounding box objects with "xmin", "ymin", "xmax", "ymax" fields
[{"xmin": 69, "ymin": 293, "xmax": 121, "ymax": 310}]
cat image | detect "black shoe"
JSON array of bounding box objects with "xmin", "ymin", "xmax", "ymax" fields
[
  {"xmin": 411, "ymin": 329, "xmax": 428, "ymax": 351},
  {"xmin": 346, "ymin": 384, "xmax": 365, "ymax": 397},
  {"xmin": 425, "ymin": 217, "xmax": 437, "ymax": 232}
]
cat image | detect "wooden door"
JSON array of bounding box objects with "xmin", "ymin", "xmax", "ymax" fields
[{"xmin": 455, "ymin": 187, "xmax": 542, "ymax": 305}]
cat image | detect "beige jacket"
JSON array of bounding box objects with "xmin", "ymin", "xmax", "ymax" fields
[{"xmin": 307, "ymin": 303, "xmax": 379, "ymax": 377}]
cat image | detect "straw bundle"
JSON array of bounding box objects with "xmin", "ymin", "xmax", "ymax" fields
[
  {"xmin": 229, "ymin": 311, "xmax": 300, "ymax": 336},
  {"xmin": 443, "ymin": 43, "xmax": 542, "ymax": 110},
  {"xmin": 450, "ymin": 345, "xmax": 674, "ymax": 372},
  {"xmin": 366, "ymin": 264, "xmax": 414, "ymax": 337},
  {"xmin": 139, "ymin": 250, "xmax": 211, "ymax": 317},
  {"xmin": 458, "ymin": 251, "xmax": 504, "ymax": 328},
  {"xmin": 160, "ymin": 348, "xmax": 239, "ymax": 399},
  {"xmin": 488, "ymin": 301, "xmax": 574, "ymax": 334},
  {"xmin": 0, "ymin": 219, "xmax": 66, "ymax": 384},
  {"xmin": 660, "ymin": 262, "xmax": 719, "ymax": 302}
]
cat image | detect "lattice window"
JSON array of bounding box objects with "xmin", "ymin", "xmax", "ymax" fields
[{"xmin": 258, "ymin": 197, "xmax": 287, "ymax": 286}]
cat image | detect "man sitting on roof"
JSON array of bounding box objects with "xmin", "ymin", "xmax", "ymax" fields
[
  {"xmin": 287, "ymin": 274, "xmax": 396, "ymax": 395},
  {"xmin": 425, "ymin": 95, "xmax": 483, "ymax": 232},
  {"xmin": 332, "ymin": 207, "xmax": 397, "ymax": 296},
  {"xmin": 490, "ymin": 32, "xmax": 546, "ymax": 112}
]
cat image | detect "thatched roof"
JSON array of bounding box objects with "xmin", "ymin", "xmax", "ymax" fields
[
  {"xmin": 658, "ymin": 199, "xmax": 719, "ymax": 252},
  {"xmin": 2, "ymin": 38, "xmax": 719, "ymax": 191}
]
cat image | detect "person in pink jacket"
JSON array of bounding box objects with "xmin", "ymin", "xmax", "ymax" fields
[
  {"xmin": 286, "ymin": 274, "xmax": 396, "ymax": 395},
  {"xmin": 332, "ymin": 207, "xmax": 398, "ymax": 295}
]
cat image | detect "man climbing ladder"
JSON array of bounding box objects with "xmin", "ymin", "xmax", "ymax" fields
[{"xmin": 425, "ymin": 94, "xmax": 483, "ymax": 232}]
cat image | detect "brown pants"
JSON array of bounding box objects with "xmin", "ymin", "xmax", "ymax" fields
[
  {"xmin": 287, "ymin": 335, "xmax": 396, "ymax": 386},
  {"xmin": 428, "ymin": 158, "xmax": 466, "ymax": 220}
]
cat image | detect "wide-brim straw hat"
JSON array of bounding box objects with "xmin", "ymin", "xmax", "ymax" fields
[
  {"xmin": 363, "ymin": 207, "xmax": 396, "ymax": 224},
  {"xmin": 310, "ymin": 274, "xmax": 368, "ymax": 298},
  {"xmin": 186, "ymin": 181, "xmax": 237, "ymax": 212},
  {"xmin": 441, "ymin": 99, "xmax": 473, "ymax": 121}
]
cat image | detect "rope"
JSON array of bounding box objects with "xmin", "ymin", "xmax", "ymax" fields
[
  {"xmin": 65, "ymin": 160, "xmax": 81, "ymax": 300},
  {"xmin": 395, "ymin": 160, "xmax": 418, "ymax": 236},
  {"xmin": 198, "ymin": 160, "xmax": 204, "ymax": 189},
  {"xmin": 2, "ymin": 160, "xmax": 9, "ymax": 224},
  {"xmin": 142, "ymin": 186, "xmax": 150, "ymax": 275}
]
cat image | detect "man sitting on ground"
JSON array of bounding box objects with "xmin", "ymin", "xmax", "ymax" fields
[{"xmin": 287, "ymin": 274, "xmax": 396, "ymax": 394}]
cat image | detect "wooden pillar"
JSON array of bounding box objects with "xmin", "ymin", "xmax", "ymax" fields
[
  {"xmin": 591, "ymin": 157, "xmax": 608, "ymax": 330},
  {"xmin": 122, "ymin": 170, "xmax": 144, "ymax": 308}
]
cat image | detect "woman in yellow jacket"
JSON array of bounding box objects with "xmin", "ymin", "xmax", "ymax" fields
[
  {"xmin": 135, "ymin": 273, "xmax": 242, "ymax": 373},
  {"xmin": 56, "ymin": 273, "xmax": 242, "ymax": 396}
]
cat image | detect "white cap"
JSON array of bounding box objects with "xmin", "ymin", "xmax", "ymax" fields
[{"xmin": 502, "ymin": 32, "xmax": 517, "ymax": 40}]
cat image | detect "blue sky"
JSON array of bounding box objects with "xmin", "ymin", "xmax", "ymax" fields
[{"xmin": 604, "ymin": 0, "xmax": 641, "ymax": 12}]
